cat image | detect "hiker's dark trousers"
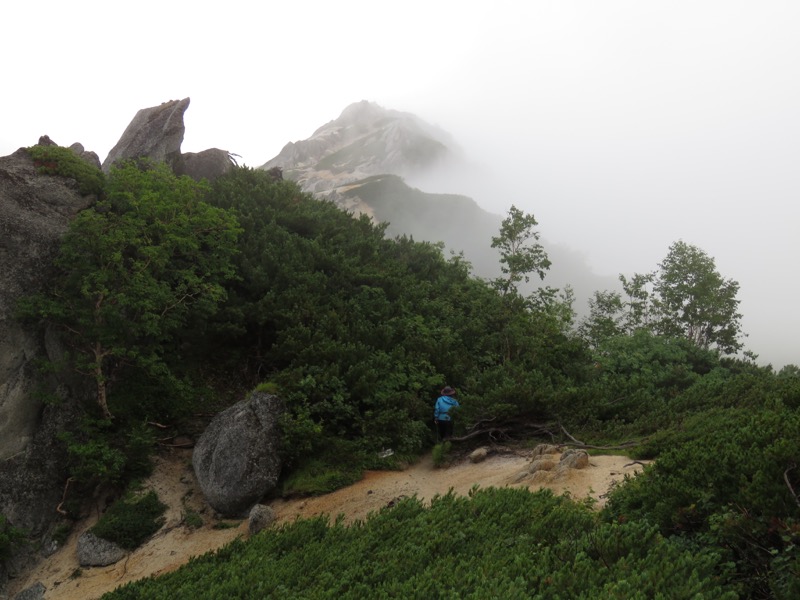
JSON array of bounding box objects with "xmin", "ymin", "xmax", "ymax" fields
[{"xmin": 436, "ymin": 419, "xmax": 454, "ymax": 441}]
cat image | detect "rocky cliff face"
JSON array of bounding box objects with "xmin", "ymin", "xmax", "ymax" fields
[
  {"xmin": 0, "ymin": 145, "xmax": 94, "ymax": 588},
  {"xmin": 0, "ymin": 147, "xmax": 93, "ymax": 461}
]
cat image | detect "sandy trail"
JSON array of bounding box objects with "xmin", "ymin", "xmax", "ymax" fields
[{"xmin": 7, "ymin": 447, "xmax": 644, "ymax": 599}]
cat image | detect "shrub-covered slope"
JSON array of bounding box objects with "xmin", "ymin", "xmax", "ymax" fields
[
  {"xmin": 12, "ymin": 157, "xmax": 800, "ymax": 598},
  {"xmin": 105, "ymin": 488, "xmax": 737, "ymax": 599}
]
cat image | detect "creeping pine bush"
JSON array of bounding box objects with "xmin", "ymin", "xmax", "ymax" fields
[
  {"xmin": 0, "ymin": 514, "xmax": 25, "ymax": 562},
  {"xmin": 603, "ymin": 402, "xmax": 800, "ymax": 598},
  {"xmin": 104, "ymin": 487, "xmax": 736, "ymax": 599},
  {"xmin": 90, "ymin": 490, "xmax": 166, "ymax": 550},
  {"xmin": 26, "ymin": 144, "xmax": 105, "ymax": 196},
  {"xmin": 58, "ymin": 418, "xmax": 155, "ymax": 488}
]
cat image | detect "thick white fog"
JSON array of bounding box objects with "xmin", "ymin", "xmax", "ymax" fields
[{"xmin": 2, "ymin": 1, "xmax": 797, "ymax": 368}]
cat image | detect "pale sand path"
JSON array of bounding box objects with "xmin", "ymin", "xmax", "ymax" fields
[{"xmin": 7, "ymin": 447, "xmax": 645, "ymax": 599}]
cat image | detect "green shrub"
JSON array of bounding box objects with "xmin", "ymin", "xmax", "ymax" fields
[
  {"xmin": 51, "ymin": 522, "xmax": 73, "ymax": 546},
  {"xmin": 59, "ymin": 418, "xmax": 154, "ymax": 487},
  {"xmin": 26, "ymin": 144, "xmax": 105, "ymax": 196},
  {"xmin": 603, "ymin": 402, "xmax": 800, "ymax": 598},
  {"xmin": 254, "ymin": 381, "xmax": 281, "ymax": 395},
  {"xmin": 281, "ymin": 457, "xmax": 363, "ymax": 497},
  {"xmin": 431, "ymin": 441, "xmax": 452, "ymax": 467},
  {"xmin": 0, "ymin": 514, "xmax": 25, "ymax": 563},
  {"xmin": 184, "ymin": 511, "xmax": 203, "ymax": 530},
  {"xmin": 59, "ymin": 420, "xmax": 127, "ymax": 486},
  {"xmin": 90, "ymin": 490, "xmax": 166, "ymax": 550}
]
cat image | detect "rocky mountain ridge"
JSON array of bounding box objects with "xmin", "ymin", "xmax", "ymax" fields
[{"xmin": 261, "ymin": 100, "xmax": 458, "ymax": 218}]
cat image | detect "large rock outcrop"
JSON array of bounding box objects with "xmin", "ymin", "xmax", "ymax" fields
[
  {"xmin": 0, "ymin": 147, "xmax": 92, "ymax": 462},
  {"xmin": 0, "ymin": 145, "xmax": 94, "ymax": 590},
  {"xmin": 192, "ymin": 392, "xmax": 284, "ymax": 516},
  {"xmin": 101, "ymin": 98, "xmax": 190, "ymax": 173},
  {"xmin": 102, "ymin": 98, "xmax": 235, "ymax": 183},
  {"xmin": 173, "ymin": 148, "xmax": 235, "ymax": 181}
]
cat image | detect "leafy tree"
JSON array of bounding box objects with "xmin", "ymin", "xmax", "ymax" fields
[
  {"xmin": 528, "ymin": 284, "xmax": 576, "ymax": 334},
  {"xmin": 653, "ymin": 241, "xmax": 743, "ymax": 354},
  {"xmin": 579, "ymin": 242, "xmax": 743, "ymax": 355},
  {"xmin": 577, "ymin": 289, "xmax": 626, "ymax": 349},
  {"xmin": 778, "ymin": 364, "xmax": 800, "ymax": 379},
  {"xmin": 619, "ymin": 271, "xmax": 655, "ymax": 331},
  {"xmin": 21, "ymin": 161, "xmax": 241, "ymax": 418},
  {"xmin": 490, "ymin": 205, "xmax": 551, "ymax": 296}
]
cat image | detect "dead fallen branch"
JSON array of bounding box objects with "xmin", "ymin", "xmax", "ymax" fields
[
  {"xmin": 784, "ymin": 465, "xmax": 800, "ymax": 509},
  {"xmin": 450, "ymin": 420, "xmax": 557, "ymax": 444},
  {"xmin": 449, "ymin": 418, "xmax": 645, "ymax": 451},
  {"xmin": 158, "ymin": 441, "xmax": 194, "ymax": 448},
  {"xmin": 559, "ymin": 422, "xmax": 645, "ymax": 450},
  {"xmin": 623, "ymin": 460, "xmax": 649, "ymax": 468},
  {"xmin": 56, "ymin": 477, "xmax": 75, "ymax": 516}
]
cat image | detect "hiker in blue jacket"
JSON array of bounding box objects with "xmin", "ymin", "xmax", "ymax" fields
[{"xmin": 434, "ymin": 386, "xmax": 460, "ymax": 441}]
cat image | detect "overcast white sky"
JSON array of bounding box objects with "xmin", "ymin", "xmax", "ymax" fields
[{"xmin": 3, "ymin": 1, "xmax": 798, "ymax": 368}]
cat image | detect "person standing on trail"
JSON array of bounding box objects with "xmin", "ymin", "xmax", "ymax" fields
[{"xmin": 434, "ymin": 386, "xmax": 460, "ymax": 441}]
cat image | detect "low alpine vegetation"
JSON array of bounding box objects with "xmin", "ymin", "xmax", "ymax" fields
[
  {"xmin": 14, "ymin": 152, "xmax": 800, "ymax": 596},
  {"xmin": 105, "ymin": 488, "xmax": 737, "ymax": 599}
]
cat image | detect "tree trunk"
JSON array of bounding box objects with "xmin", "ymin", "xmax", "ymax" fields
[{"xmin": 93, "ymin": 344, "xmax": 113, "ymax": 419}]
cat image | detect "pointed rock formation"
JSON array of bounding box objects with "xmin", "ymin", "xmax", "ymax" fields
[{"xmin": 102, "ymin": 98, "xmax": 189, "ymax": 172}]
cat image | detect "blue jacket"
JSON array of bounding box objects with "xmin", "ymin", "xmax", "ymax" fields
[{"xmin": 434, "ymin": 395, "xmax": 459, "ymax": 421}]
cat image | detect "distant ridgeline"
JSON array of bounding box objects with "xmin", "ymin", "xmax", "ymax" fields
[{"xmin": 260, "ymin": 100, "xmax": 617, "ymax": 309}]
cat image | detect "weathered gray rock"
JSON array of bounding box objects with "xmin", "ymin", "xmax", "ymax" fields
[
  {"xmin": 531, "ymin": 444, "xmax": 559, "ymax": 458},
  {"xmin": 192, "ymin": 392, "xmax": 284, "ymax": 516},
  {"xmin": 0, "ymin": 147, "xmax": 89, "ymax": 460},
  {"xmin": 0, "ymin": 147, "xmax": 89, "ymax": 471},
  {"xmin": 76, "ymin": 532, "xmax": 126, "ymax": 567},
  {"xmin": 0, "ymin": 147, "xmax": 93, "ymax": 595},
  {"xmin": 248, "ymin": 504, "xmax": 276, "ymax": 536},
  {"xmin": 528, "ymin": 458, "xmax": 557, "ymax": 474},
  {"xmin": 559, "ymin": 449, "xmax": 589, "ymax": 470},
  {"xmin": 469, "ymin": 447, "xmax": 489, "ymax": 463},
  {"xmin": 102, "ymin": 98, "xmax": 189, "ymax": 172},
  {"xmin": 174, "ymin": 148, "xmax": 235, "ymax": 182},
  {"xmin": 68, "ymin": 142, "xmax": 101, "ymax": 170},
  {"xmin": 12, "ymin": 581, "xmax": 46, "ymax": 600}
]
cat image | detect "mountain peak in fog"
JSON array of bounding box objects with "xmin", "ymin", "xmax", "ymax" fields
[{"xmin": 260, "ymin": 100, "xmax": 457, "ymax": 196}]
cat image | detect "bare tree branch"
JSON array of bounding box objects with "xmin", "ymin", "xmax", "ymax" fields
[{"xmin": 784, "ymin": 465, "xmax": 800, "ymax": 509}]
